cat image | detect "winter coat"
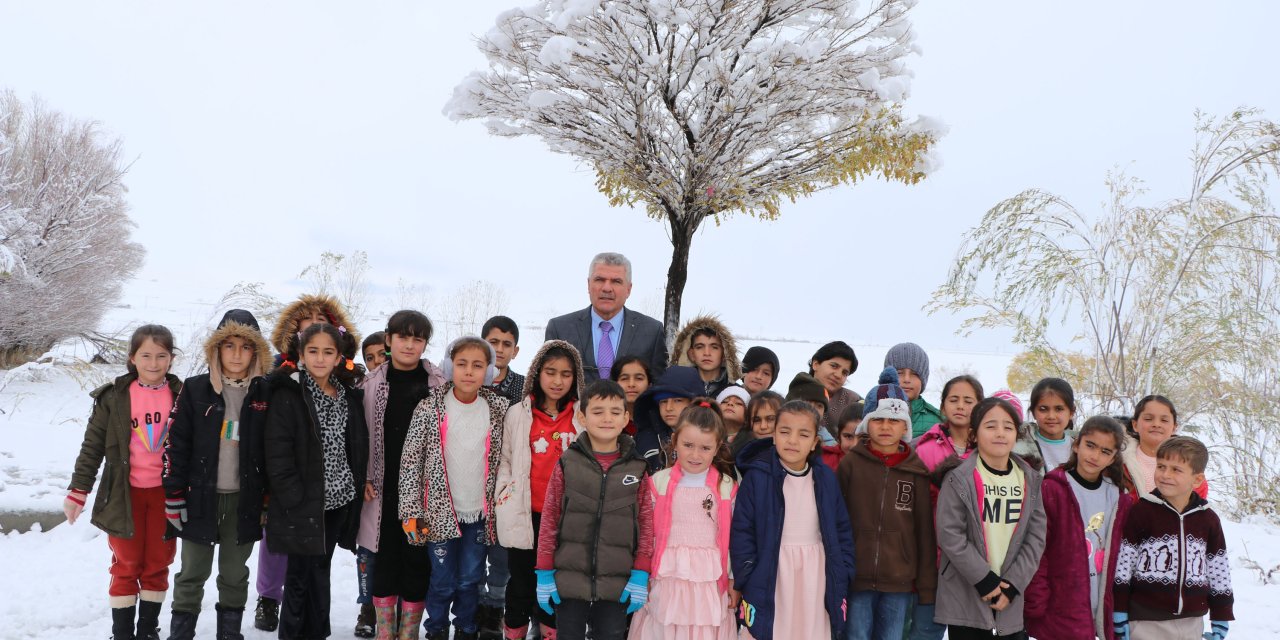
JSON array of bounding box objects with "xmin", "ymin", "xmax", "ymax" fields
[
  {"xmin": 909, "ymin": 396, "xmax": 944, "ymax": 440},
  {"xmin": 269, "ymin": 293, "xmax": 361, "ymax": 359},
  {"xmin": 649, "ymin": 465, "xmax": 737, "ymax": 594},
  {"xmin": 1119, "ymin": 434, "xmax": 1209, "ymax": 500},
  {"xmin": 162, "ymin": 319, "xmax": 273, "ymax": 545},
  {"xmin": 552, "ymin": 434, "xmax": 650, "ymax": 602},
  {"xmin": 837, "ymin": 439, "xmax": 937, "ymax": 602},
  {"xmin": 669, "ymin": 315, "xmax": 741, "ymax": 398},
  {"xmin": 1112, "ymin": 490, "xmax": 1234, "ymax": 622},
  {"xmin": 356, "ymin": 358, "xmax": 444, "ymax": 552},
  {"xmin": 1024, "ymin": 468, "xmax": 1135, "ymax": 640},
  {"xmin": 264, "ymin": 371, "xmax": 368, "ymax": 555},
  {"xmin": 914, "ymin": 422, "xmax": 971, "ymax": 511},
  {"xmin": 495, "ymin": 340, "xmax": 586, "ymax": 549},
  {"xmin": 398, "ymin": 383, "xmax": 509, "ymax": 544},
  {"xmin": 731, "ymin": 438, "xmax": 855, "ymax": 640},
  {"xmin": 632, "ymin": 365, "xmax": 705, "ymax": 473},
  {"xmin": 70, "ymin": 372, "xmax": 184, "ymax": 539},
  {"xmin": 933, "ymin": 453, "xmax": 1047, "ymax": 635}
]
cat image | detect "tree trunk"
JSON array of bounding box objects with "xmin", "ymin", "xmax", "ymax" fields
[{"xmin": 662, "ymin": 221, "xmax": 696, "ymax": 353}]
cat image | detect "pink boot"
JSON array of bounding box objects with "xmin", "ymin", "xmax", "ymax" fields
[
  {"xmin": 540, "ymin": 624, "xmax": 557, "ymax": 640},
  {"xmin": 372, "ymin": 596, "xmax": 398, "ymax": 640},
  {"xmin": 398, "ymin": 601, "xmax": 425, "ymax": 640},
  {"xmin": 503, "ymin": 623, "xmax": 528, "ymax": 640}
]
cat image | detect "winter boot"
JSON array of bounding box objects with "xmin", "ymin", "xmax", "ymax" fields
[
  {"xmin": 454, "ymin": 625, "xmax": 479, "ymax": 640},
  {"xmin": 502, "ymin": 623, "xmax": 528, "ymax": 640},
  {"xmin": 111, "ymin": 604, "xmax": 137, "ymax": 640},
  {"xmin": 396, "ymin": 601, "xmax": 425, "ymax": 640},
  {"xmin": 477, "ymin": 604, "xmax": 503, "ymax": 640},
  {"xmin": 538, "ymin": 624, "xmax": 556, "ymax": 640},
  {"xmin": 214, "ymin": 603, "xmax": 245, "ymax": 640},
  {"xmin": 253, "ymin": 596, "xmax": 279, "ymax": 632},
  {"xmin": 356, "ymin": 602, "xmax": 377, "ymax": 638},
  {"xmin": 136, "ymin": 599, "xmax": 162, "ymax": 640},
  {"xmin": 165, "ymin": 609, "xmax": 198, "ymax": 640},
  {"xmin": 424, "ymin": 628, "xmax": 449, "ymax": 640}
]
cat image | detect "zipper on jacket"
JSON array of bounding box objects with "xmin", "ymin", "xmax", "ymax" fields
[
  {"xmin": 1176, "ymin": 508, "xmax": 1186, "ymax": 615},
  {"xmin": 589, "ymin": 450, "xmax": 609, "ymax": 602},
  {"xmin": 872, "ymin": 465, "xmax": 889, "ymax": 589}
]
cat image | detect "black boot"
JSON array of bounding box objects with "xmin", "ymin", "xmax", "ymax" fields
[
  {"xmin": 454, "ymin": 625, "xmax": 480, "ymax": 640},
  {"xmin": 111, "ymin": 604, "xmax": 137, "ymax": 640},
  {"xmin": 136, "ymin": 600, "xmax": 162, "ymax": 640},
  {"xmin": 165, "ymin": 609, "xmax": 198, "ymax": 640},
  {"xmin": 425, "ymin": 628, "xmax": 450, "ymax": 640},
  {"xmin": 477, "ymin": 604, "xmax": 503, "ymax": 640},
  {"xmin": 253, "ymin": 596, "xmax": 279, "ymax": 632},
  {"xmin": 214, "ymin": 603, "xmax": 245, "ymax": 640},
  {"xmin": 354, "ymin": 602, "xmax": 375, "ymax": 638}
]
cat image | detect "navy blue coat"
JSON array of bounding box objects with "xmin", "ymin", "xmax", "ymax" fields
[
  {"xmin": 730, "ymin": 438, "xmax": 856, "ymax": 640},
  {"xmin": 632, "ymin": 365, "xmax": 704, "ymax": 473}
]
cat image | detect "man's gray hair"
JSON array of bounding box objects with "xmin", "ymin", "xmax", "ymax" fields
[{"xmin": 588, "ymin": 252, "xmax": 632, "ymax": 282}]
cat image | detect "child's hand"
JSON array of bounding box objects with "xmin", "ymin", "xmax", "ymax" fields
[
  {"xmin": 364, "ymin": 482, "xmax": 376, "ymax": 502},
  {"xmin": 63, "ymin": 489, "xmax": 88, "ymax": 524},
  {"xmin": 1113, "ymin": 612, "xmax": 1130, "ymax": 640},
  {"xmin": 1204, "ymin": 620, "xmax": 1229, "ymax": 640},
  {"xmin": 988, "ymin": 592, "xmax": 1010, "ymax": 611},
  {"xmin": 619, "ymin": 569, "xmax": 650, "ymax": 614},
  {"xmin": 402, "ymin": 518, "xmax": 429, "ymax": 545},
  {"xmin": 536, "ymin": 569, "xmax": 560, "ymax": 615},
  {"xmin": 728, "ymin": 588, "xmax": 741, "ymax": 610},
  {"xmin": 981, "ymin": 585, "xmax": 1002, "ymax": 602}
]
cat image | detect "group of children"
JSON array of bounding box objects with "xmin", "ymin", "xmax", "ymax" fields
[{"xmin": 64, "ymin": 298, "xmax": 1234, "ymax": 640}]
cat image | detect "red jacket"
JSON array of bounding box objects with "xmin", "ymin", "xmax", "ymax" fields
[
  {"xmin": 820, "ymin": 443, "xmax": 845, "ymax": 471},
  {"xmin": 1025, "ymin": 468, "xmax": 1135, "ymax": 640}
]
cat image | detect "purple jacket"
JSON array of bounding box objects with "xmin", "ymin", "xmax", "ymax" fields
[{"xmin": 1024, "ymin": 468, "xmax": 1134, "ymax": 640}]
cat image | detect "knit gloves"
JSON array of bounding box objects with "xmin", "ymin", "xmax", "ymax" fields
[
  {"xmin": 402, "ymin": 518, "xmax": 429, "ymax": 545},
  {"xmin": 165, "ymin": 493, "xmax": 187, "ymax": 531},
  {"xmin": 536, "ymin": 569, "xmax": 560, "ymax": 615},
  {"xmin": 1113, "ymin": 612, "xmax": 1129, "ymax": 640},
  {"xmin": 63, "ymin": 488, "xmax": 89, "ymax": 524},
  {"xmin": 1204, "ymin": 621, "xmax": 1230, "ymax": 640},
  {"xmin": 619, "ymin": 569, "xmax": 650, "ymax": 614}
]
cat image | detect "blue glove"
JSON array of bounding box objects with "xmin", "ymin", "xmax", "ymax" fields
[
  {"xmin": 619, "ymin": 569, "xmax": 649, "ymax": 614},
  {"xmin": 1113, "ymin": 612, "xmax": 1130, "ymax": 640},
  {"xmin": 536, "ymin": 569, "xmax": 560, "ymax": 615},
  {"xmin": 1204, "ymin": 620, "xmax": 1229, "ymax": 640}
]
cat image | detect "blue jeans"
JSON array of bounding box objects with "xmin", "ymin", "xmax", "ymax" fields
[
  {"xmin": 845, "ymin": 591, "xmax": 913, "ymax": 640},
  {"xmin": 483, "ymin": 544, "xmax": 509, "ymax": 607},
  {"xmin": 424, "ymin": 520, "xmax": 488, "ymax": 634},
  {"xmin": 355, "ymin": 546, "xmax": 374, "ymax": 605},
  {"xmin": 907, "ymin": 601, "xmax": 945, "ymax": 640}
]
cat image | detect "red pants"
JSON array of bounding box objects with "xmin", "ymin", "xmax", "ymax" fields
[{"xmin": 107, "ymin": 486, "xmax": 177, "ymax": 597}]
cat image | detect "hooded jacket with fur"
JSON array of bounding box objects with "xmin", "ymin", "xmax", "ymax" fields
[
  {"xmin": 495, "ymin": 340, "xmax": 586, "ymax": 549},
  {"xmin": 270, "ymin": 293, "xmax": 362, "ymax": 359},
  {"xmin": 163, "ymin": 317, "xmax": 273, "ymax": 545},
  {"xmin": 670, "ymin": 315, "xmax": 740, "ymax": 398}
]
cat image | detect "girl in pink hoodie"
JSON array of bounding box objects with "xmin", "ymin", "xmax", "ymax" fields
[{"xmin": 914, "ymin": 375, "xmax": 984, "ymax": 474}]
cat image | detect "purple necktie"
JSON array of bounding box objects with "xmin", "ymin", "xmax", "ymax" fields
[{"xmin": 598, "ymin": 320, "xmax": 615, "ymax": 376}]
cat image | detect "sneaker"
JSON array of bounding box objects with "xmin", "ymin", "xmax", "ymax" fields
[
  {"xmin": 254, "ymin": 596, "xmax": 280, "ymax": 632},
  {"xmin": 354, "ymin": 602, "xmax": 375, "ymax": 638}
]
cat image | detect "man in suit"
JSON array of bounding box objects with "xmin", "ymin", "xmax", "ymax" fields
[{"xmin": 545, "ymin": 252, "xmax": 669, "ymax": 383}]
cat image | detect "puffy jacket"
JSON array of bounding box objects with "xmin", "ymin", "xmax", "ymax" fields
[
  {"xmin": 1025, "ymin": 468, "xmax": 1135, "ymax": 640},
  {"xmin": 70, "ymin": 372, "xmax": 184, "ymax": 538},
  {"xmin": 264, "ymin": 371, "xmax": 368, "ymax": 555},
  {"xmin": 730, "ymin": 437, "xmax": 855, "ymax": 640},
  {"xmin": 356, "ymin": 358, "xmax": 443, "ymax": 552},
  {"xmin": 933, "ymin": 453, "xmax": 1047, "ymax": 635}
]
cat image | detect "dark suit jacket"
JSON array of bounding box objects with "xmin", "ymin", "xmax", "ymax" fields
[{"xmin": 544, "ymin": 305, "xmax": 668, "ymax": 383}]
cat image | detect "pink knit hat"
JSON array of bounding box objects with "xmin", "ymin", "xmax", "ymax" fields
[{"xmin": 992, "ymin": 389, "xmax": 1024, "ymax": 423}]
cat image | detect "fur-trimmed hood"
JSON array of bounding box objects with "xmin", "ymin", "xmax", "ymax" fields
[
  {"xmin": 204, "ymin": 319, "xmax": 273, "ymax": 394},
  {"xmin": 669, "ymin": 314, "xmax": 741, "ymax": 381},
  {"xmin": 270, "ymin": 293, "xmax": 361, "ymax": 357},
  {"xmin": 521, "ymin": 339, "xmax": 587, "ymax": 401}
]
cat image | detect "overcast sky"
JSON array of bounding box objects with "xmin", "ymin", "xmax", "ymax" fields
[{"xmin": 3, "ymin": 1, "xmax": 1278, "ymax": 356}]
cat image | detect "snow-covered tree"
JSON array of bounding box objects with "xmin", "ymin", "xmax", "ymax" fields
[
  {"xmin": 446, "ymin": 0, "xmax": 940, "ymax": 342},
  {"xmin": 0, "ymin": 91, "xmax": 142, "ymax": 366}
]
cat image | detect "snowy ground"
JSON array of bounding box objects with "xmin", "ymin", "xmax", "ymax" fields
[{"xmin": 1, "ymin": 283, "xmax": 1277, "ymax": 637}]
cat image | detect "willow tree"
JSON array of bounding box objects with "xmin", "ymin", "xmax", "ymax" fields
[
  {"xmin": 446, "ymin": 0, "xmax": 939, "ymax": 343},
  {"xmin": 930, "ymin": 109, "xmax": 1280, "ymax": 417}
]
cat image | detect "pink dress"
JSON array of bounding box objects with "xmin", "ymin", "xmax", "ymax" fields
[
  {"xmin": 629, "ymin": 485, "xmax": 737, "ymax": 640},
  {"xmin": 772, "ymin": 470, "xmax": 831, "ymax": 640}
]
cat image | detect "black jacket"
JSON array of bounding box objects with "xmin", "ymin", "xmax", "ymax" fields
[
  {"xmin": 162, "ymin": 374, "xmax": 270, "ymax": 544},
  {"xmin": 264, "ymin": 370, "xmax": 368, "ymax": 555}
]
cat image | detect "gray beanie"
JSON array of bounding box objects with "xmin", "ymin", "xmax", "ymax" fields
[{"xmin": 883, "ymin": 342, "xmax": 930, "ymax": 390}]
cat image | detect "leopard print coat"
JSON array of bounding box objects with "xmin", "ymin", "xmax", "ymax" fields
[{"xmin": 398, "ymin": 382, "xmax": 509, "ymax": 544}]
